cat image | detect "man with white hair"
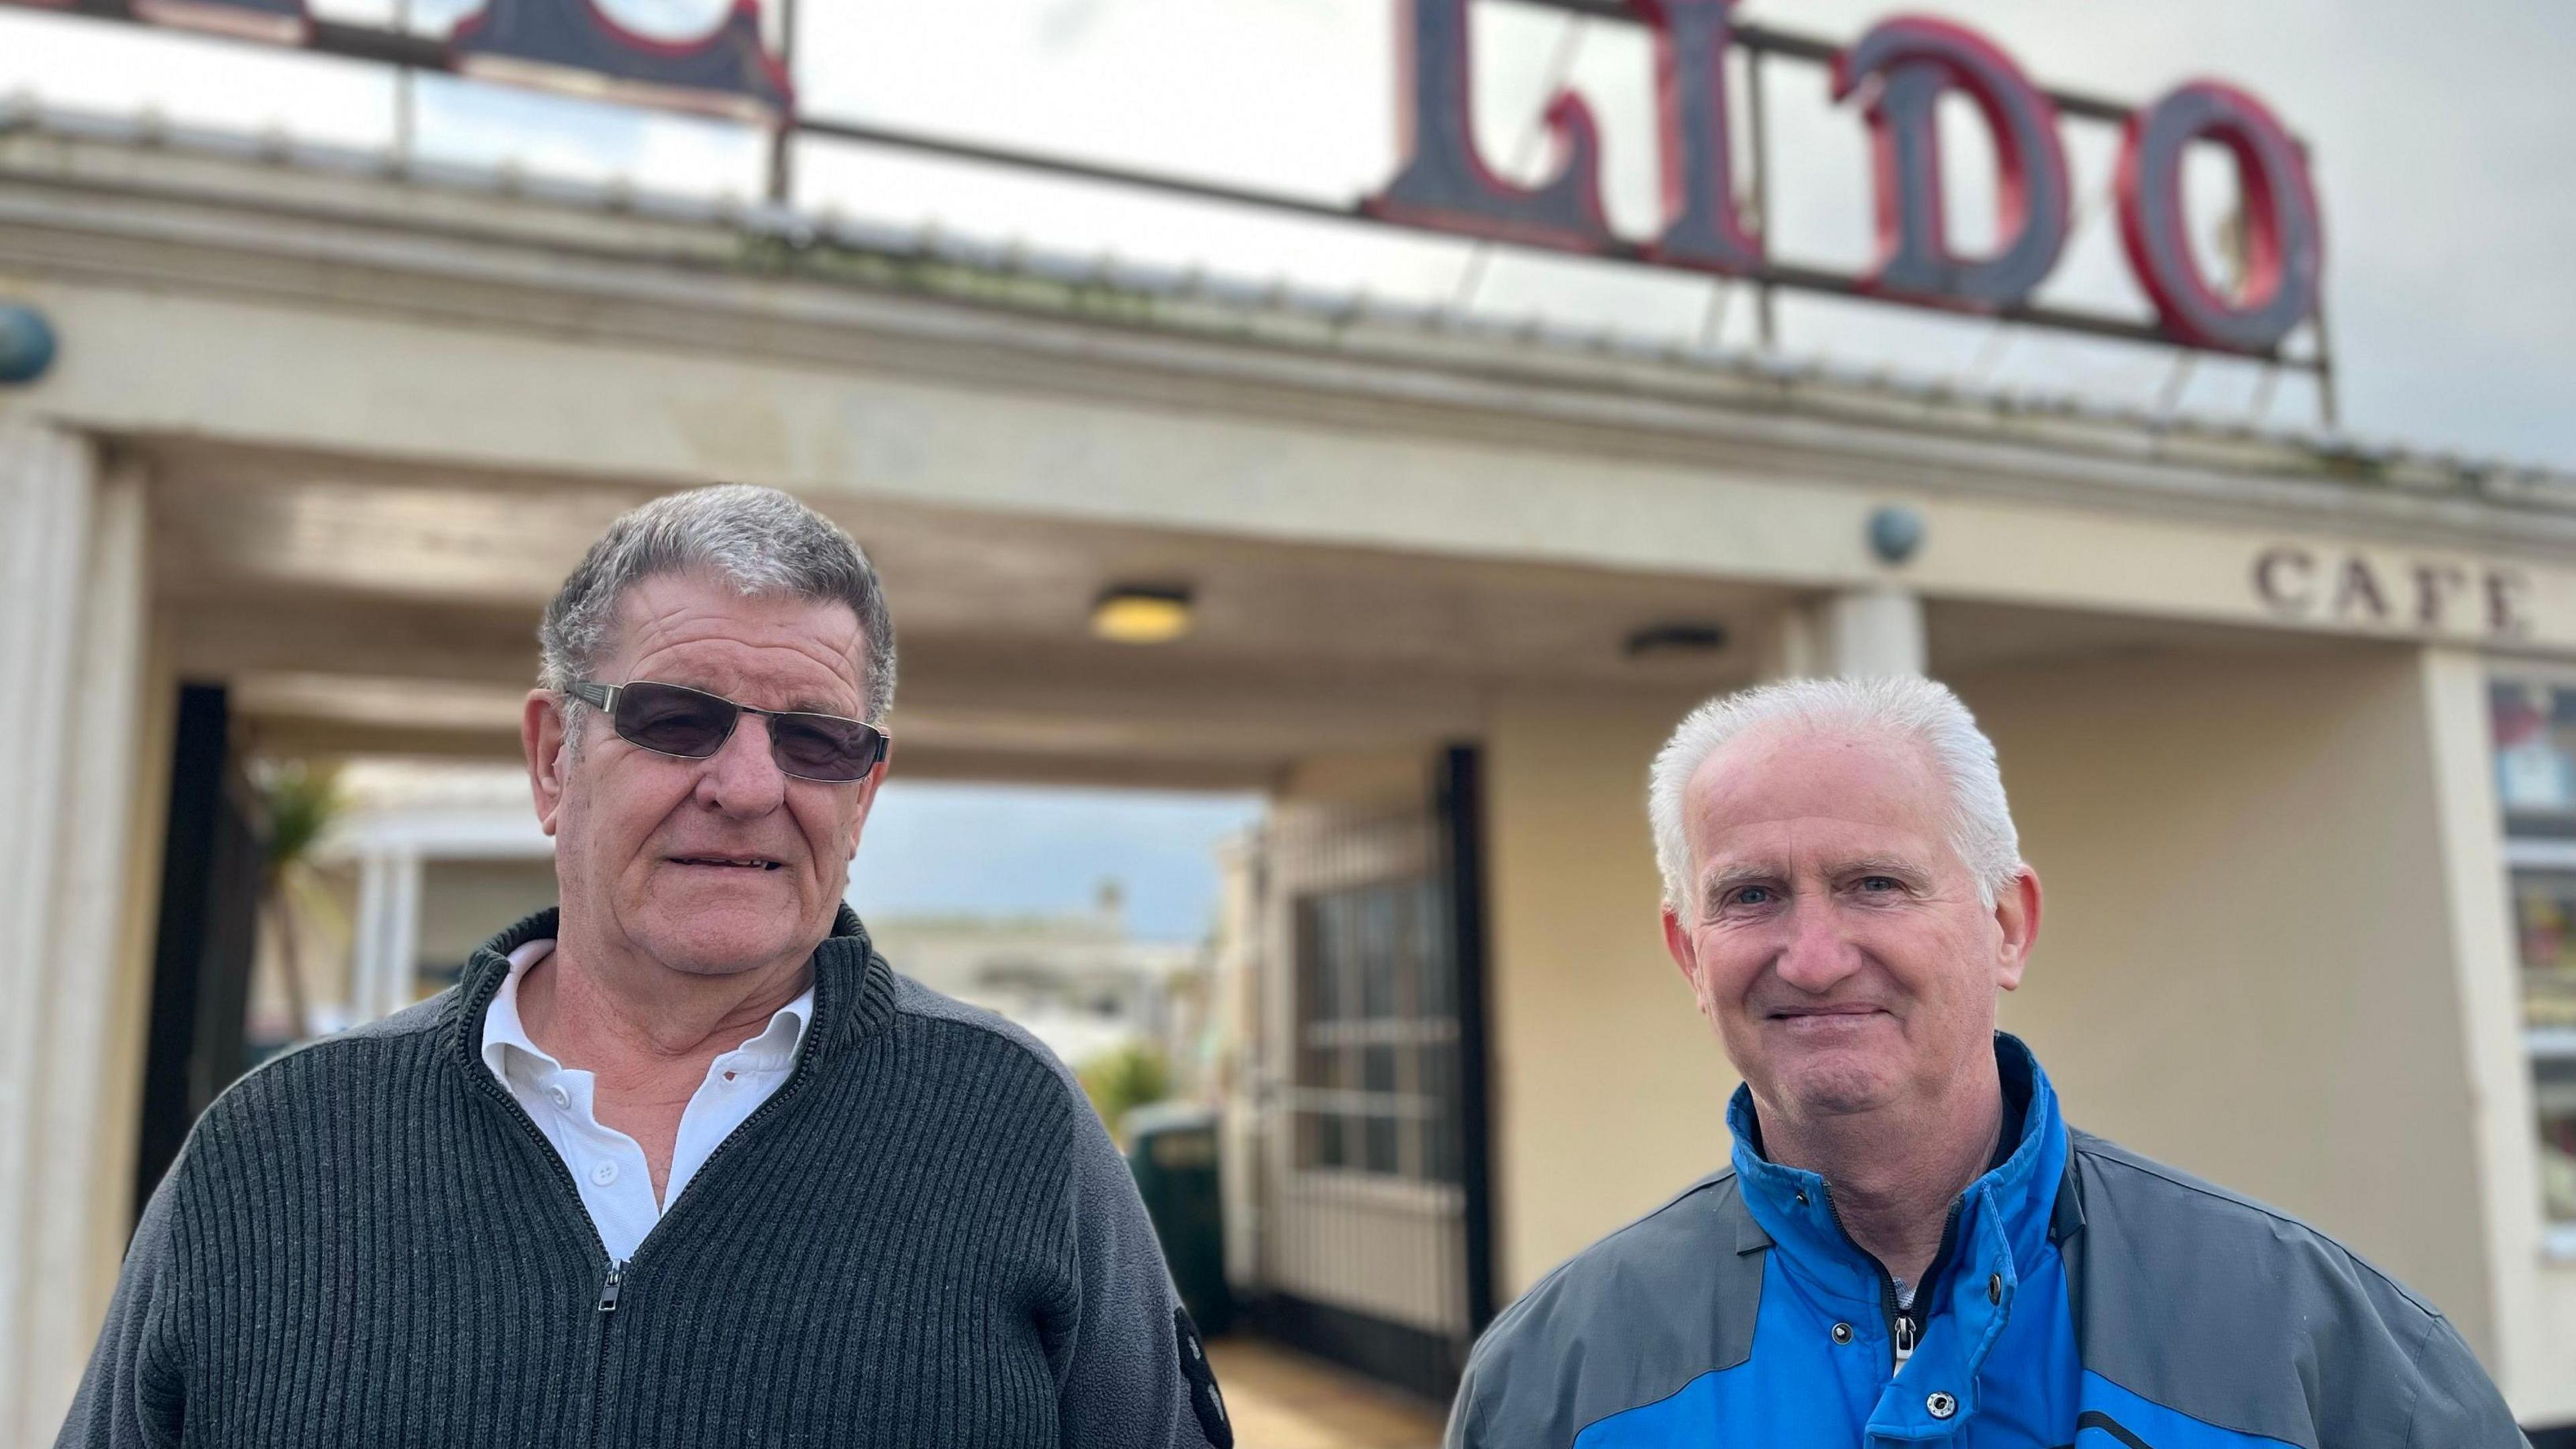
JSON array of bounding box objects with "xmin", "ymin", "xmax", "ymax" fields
[
  {"xmin": 62, "ymin": 485, "xmax": 1232, "ymax": 1449},
  {"xmin": 1446, "ymin": 676, "xmax": 2524, "ymax": 1448}
]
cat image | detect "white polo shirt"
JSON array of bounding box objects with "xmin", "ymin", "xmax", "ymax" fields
[{"xmin": 480, "ymin": 938, "xmax": 812, "ymax": 1263}]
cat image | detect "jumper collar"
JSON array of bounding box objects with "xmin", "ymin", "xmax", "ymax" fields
[
  {"xmin": 449, "ymin": 902, "xmax": 892, "ymax": 1074},
  {"xmin": 478, "ymin": 937, "xmax": 814, "ymax": 1086}
]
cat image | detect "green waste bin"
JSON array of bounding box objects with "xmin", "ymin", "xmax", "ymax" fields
[{"xmin": 1124, "ymin": 1103, "xmax": 1232, "ymax": 1336}]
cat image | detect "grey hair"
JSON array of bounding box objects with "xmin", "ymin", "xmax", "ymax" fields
[
  {"xmin": 539, "ymin": 484, "xmax": 897, "ymax": 724},
  {"xmin": 1648, "ymin": 675, "xmax": 2022, "ymax": 914}
]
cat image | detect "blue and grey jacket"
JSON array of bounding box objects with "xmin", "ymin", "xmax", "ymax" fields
[{"xmin": 1448, "ymin": 1035, "xmax": 2525, "ymax": 1448}]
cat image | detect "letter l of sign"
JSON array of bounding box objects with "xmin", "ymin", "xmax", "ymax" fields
[
  {"xmin": 1366, "ymin": 0, "xmax": 1614, "ymax": 253},
  {"xmin": 1633, "ymin": 0, "xmax": 1762, "ymax": 273}
]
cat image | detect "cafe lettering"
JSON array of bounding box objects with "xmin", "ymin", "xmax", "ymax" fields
[{"xmin": 2254, "ymin": 545, "xmax": 2532, "ymax": 639}]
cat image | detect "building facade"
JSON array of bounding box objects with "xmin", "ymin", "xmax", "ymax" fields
[{"xmin": 2, "ymin": 100, "xmax": 2573, "ymax": 1438}]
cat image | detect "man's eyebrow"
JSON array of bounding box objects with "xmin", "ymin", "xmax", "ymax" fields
[
  {"xmin": 1830, "ymin": 854, "xmax": 1931, "ymax": 881},
  {"xmin": 1701, "ymin": 863, "xmax": 1782, "ymax": 900}
]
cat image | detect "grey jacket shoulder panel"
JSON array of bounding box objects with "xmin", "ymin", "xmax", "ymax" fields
[
  {"xmin": 2067, "ymin": 1130, "xmax": 2526, "ymax": 1449},
  {"xmin": 1448, "ymin": 1170, "xmax": 1764, "ymax": 1449}
]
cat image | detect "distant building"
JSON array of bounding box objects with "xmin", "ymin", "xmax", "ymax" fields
[{"xmin": 869, "ymin": 885, "xmax": 1207, "ymax": 1076}]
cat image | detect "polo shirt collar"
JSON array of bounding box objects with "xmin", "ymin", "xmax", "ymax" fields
[
  {"xmin": 452, "ymin": 904, "xmax": 889, "ymax": 1073},
  {"xmin": 478, "ymin": 937, "xmax": 814, "ymax": 1087}
]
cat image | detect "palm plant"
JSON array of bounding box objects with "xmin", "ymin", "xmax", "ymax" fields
[{"xmin": 254, "ymin": 759, "xmax": 347, "ymax": 1042}]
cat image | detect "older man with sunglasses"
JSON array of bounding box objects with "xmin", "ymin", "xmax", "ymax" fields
[{"xmin": 60, "ymin": 486, "xmax": 1234, "ymax": 1449}]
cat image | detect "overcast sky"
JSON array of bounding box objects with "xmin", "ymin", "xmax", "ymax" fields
[
  {"xmin": 847, "ymin": 781, "xmax": 1260, "ymax": 941},
  {"xmin": 6, "ymin": 0, "xmax": 2574, "ymax": 466}
]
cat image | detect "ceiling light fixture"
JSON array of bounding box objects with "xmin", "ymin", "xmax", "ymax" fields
[
  {"xmin": 1624, "ymin": 622, "xmax": 1729, "ymax": 658},
  {"xmin": 1091, "ymin": 584, "xmax": 1195, "ymax": 644}
]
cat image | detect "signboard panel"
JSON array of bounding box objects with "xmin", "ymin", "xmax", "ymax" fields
[{"xmin": 4, "ymin": 0, "xmax": 2326, "ymax": 361}]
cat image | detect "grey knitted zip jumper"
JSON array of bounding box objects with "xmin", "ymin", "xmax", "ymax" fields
[{"xmin": 60, "ymin": 906, "xmax": 1232, "ymax": 1449}]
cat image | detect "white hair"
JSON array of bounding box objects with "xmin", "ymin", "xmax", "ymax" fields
[
  {"xmin": 539, "ymin": 484, "xmax": 897, "ymax": 725},
  {"xmin": 1648, "ymin": 675, "xmax": 2023, "ymax": 914}
]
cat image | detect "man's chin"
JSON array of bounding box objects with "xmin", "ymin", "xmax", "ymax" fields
[
  {"xmin": 1762, "ymin": 1046, "xmax": 1904, "ymax": 1119},
  {"xmin": 628, "ymin": 912, "xmax": 816, "ymax": 977}
]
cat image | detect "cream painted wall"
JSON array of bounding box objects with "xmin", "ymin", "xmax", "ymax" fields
[
  {"xmin": 1482, "ymin": 689, "xmax": 1743, "ymax": 1298},
  {"xmin": 1955, "ymin": 646, "xmax": 2504, "ymax": 1367}
]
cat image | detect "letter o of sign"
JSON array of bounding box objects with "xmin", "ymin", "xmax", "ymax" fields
[{"xmin": 2116, "ymin": 80, "xmax": 2324, "ymax": 354}]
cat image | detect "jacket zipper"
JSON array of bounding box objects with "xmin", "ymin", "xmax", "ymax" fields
[
  {"xmin": 1817, "ymin": 1185, "xmax": 1963, "ymax": 1378},
  {"xmin": 458, "ymin": 946, "xmax": 844, "ymax": 1446}
]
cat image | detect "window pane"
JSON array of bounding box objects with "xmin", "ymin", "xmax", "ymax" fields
[
  {"xmin": 2496, "ymin": 681, "xmax": 2576, "ymax": 837},
  {"xmin": 1423, "ymin": 1039, "xmax": 1461, "ymax": 1183},
  {"xmin": 2538, "ymin": 1056, "xmax": 2576, "ymax": 1224},
  {"xmin": 1360, "ymin": 887, "xmax": 1398, "ymax": 1019},
  {"xmin": 2514, "ymin": 870, "xmax": 2576, "ymax": 1030},
  {"xmin": 1364, "ymin": 1113, "xmax": 1399, "ymax": 1175},
  {"xmin": 1415, "ymin": 880, "xmax": 1452, "ymax": 1018},
  {"xmin": 1299, "ymin": 898, "xmax": 1336, "ymax": 1025}
]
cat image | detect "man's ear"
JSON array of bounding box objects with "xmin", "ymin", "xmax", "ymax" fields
[
  {"xmin": 843, "ymin": 745, "xmax": 893, "ymax": 857},
  {"xmin": 1992, "ymin": 866, "xmax": 2043, "ymax": 992},
  {"xmin": 522, "ymin": 690, "xmax": 570, "ymax": 837},
  {"xmin": 1662, "ymin": 903, "xmax": 1699, "ymax": 991}
]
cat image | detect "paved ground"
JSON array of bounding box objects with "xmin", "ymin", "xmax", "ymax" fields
[{"xmin": 1205, "ymin": 1336, "xmax": 1448, "ymax": 1449}]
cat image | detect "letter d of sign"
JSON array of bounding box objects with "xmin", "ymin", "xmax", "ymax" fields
[
  {"xmin": 2116, "ymin": 81, "xmax": 2323, "ymax": 354},
  {"xmin": 1833, "ymin": 19, "xmax": 2071, "ymax": 311},
  {"xmin": 450, "ymin": 0, "xmax": 793, "ymax": 123},
  {"xmin": 1367, "ymin": 0, "xmax": 1614, "ymax": 253}
]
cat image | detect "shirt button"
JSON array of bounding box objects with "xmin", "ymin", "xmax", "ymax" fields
[
  {"xmin": 1927, "ymin": 1392, "xmax": 1958, "ymax": 1419},
  {"xmin": 549, "ymin": 1086, "xmax": 572, "ymax": 1109},
  {"xmin": 590, "ymin": 1161, "xmax": 619, "ymax": 1186}
]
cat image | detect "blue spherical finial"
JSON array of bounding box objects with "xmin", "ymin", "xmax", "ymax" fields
[
  {"xmin": 1868, "ymin": 504, "xmax": 1925, "ymax": 566},
  {"xmin": 0, "ymin": 304, "xmax": 56, "ymax": 386}
]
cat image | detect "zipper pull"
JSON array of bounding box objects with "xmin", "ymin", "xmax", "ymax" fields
[
  {"xmin": 598, "ymin": 1260, "xmax": 625, "ymax": 1314},
  {"xmin": 1893, "ymin": 1314, "xmax": 1918, "ymax": 1366}
]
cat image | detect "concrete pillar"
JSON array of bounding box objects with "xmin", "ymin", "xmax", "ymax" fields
[
  {"xmin": 382, "ymin": 849, "xmax": 423, "ymax": 1016},
  {"xmin": 0, "ymin": 424, "xmax": 160, "ymax": 1442},
  {"xmin": 352, "ymin": 849, "xmax": 388, "ymax": 1020},
  {"xmin": 1820, "ymin": 586, "xmax": 1927, "ymax": 678},
  {"xmin": 2420, "ymin": 647, "xmax": 2556, "ymax": 1417},
  {"xmin": 351, "ymin": 848, "xmax": 425, "ymax": 1023},
  {"xmin": 1757, "ymin": 588, "xmax": 1927, "ymax": 682}
]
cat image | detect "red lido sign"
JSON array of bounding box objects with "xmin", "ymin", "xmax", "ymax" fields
[
  {"xmin": 19, "ymin": 0, "xmax": 2323, "ymax": 358},
  {"xmin": 1371, "ymin": 0, "xmax": 2324, "ymax": 355}
]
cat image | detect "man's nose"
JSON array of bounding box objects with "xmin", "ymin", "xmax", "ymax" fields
[
  {"xmin": 1771, "ymin": 898, "xmax": 1863, "ymax": 994},
  {"xmin": 694, "ymin": 715, "xmax": 788, "ymax": 818}
]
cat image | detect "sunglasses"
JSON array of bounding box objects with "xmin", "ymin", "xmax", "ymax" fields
[{"xmin": 565, "ymin": 680, "xmax": 888, "ymax": 783}]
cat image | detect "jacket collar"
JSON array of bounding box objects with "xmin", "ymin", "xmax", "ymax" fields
[
  {"xmin": 1723, "ymin": 1032, "xmax": 2074, "ymax": 1438},
  {"xmin": 1725, "ymin": 1032, "xmax": 2070, "ymax": 1288},
  {"xmin": 443, "ymin": 903, "xmax": 895, "ymax": 1073}
]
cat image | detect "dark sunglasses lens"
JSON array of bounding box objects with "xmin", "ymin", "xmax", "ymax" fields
[
  {"xmin": 614, "ymin": 683, "xmax": 735, "ymax": 758},
  {"xmin": 770, "ymin": 713, "xmax": 884, "ymax": 781}
]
